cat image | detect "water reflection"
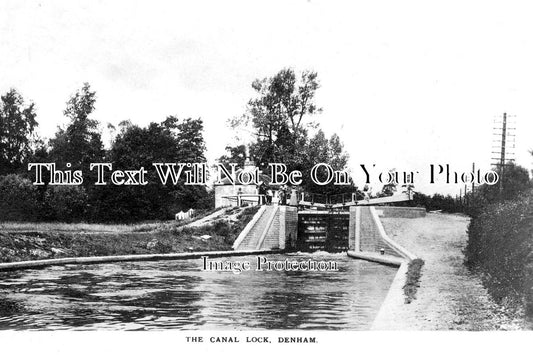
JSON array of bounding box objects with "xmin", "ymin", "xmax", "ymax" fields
[{"xmin": 0, "ymin": 252, "xmax": 396, "ymax": 330}]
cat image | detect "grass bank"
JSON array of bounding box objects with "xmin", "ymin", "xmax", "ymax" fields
[
  {"xmin": 403, "ymin": 258, "xmax": 425, "ymax": 304},
  {"xmin": 0, "ymin": 206, "xmax": 259, "ymax": 263}
]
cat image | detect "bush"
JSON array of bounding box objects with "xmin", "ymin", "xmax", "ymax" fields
[
  {"xmin": 0, "ymin": 174, "xmax": 39, "ymax": 221},
  {"xmin": 465, "ymin": 189, "xmax": 533, "ymax": 309},
  {"xmin": 43, "ymin": 185, "xmax": 89, "ymax": 222},
  {"xmin": 404, "ymin": 258, "xmax": 425, "ymax": 304},
  {"xmin": 525, "ymin": 252, "xmax": 533, "ymax": 321}
]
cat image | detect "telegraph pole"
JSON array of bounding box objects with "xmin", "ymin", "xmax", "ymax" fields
[
  {"xmin": 471, "ymin": 162, "xmax": 475, "ymax": 194},
  {"xmin": 499, "ymin": 113, "xmax": 507, "ymax": 194},
  {"xmin": 491, "ymin": 112, "xmax": 515, "ymax": 196},
  {"xmin": 464, "ymin": 184, "xmax": 468, "ymax": 208}
]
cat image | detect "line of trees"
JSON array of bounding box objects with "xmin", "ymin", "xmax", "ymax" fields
[
  {"xmin": 1, "ymin": 69, "xmax": 357, "ymax": 223},
  {"xmin": 390, "ymin": 163, "xmax": 531, "ymax": 215},
  {"xmin": 0, "ymin": 83, "xmax": 211, "ymax": 222}
]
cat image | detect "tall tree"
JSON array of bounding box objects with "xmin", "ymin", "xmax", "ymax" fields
[
  {"xmin": 231, "ymin": 68, "xmax": 321, "ymax": 168},
  {"xmin": 300, "ymin": 130, "xmax": 355, "ymax": 195},
  {"xmin": 0, "ymin": 89, "xmax": 38, "ymax": 174},
  {"xmin": 247, "ymin": 69, "xmax": 320, "ymax": 136},
  {"xmin": 223, "ymin": 69, "xmax": 355, "ymax": 196},
  {"xmin": 217, "ymin": 144, "xmax": 247, "ymax": 167},
  {"xmin": 176, "ymin": 117, "xmax": 206, "ymax": 163},
  {"xmin": 49, "ymin": 83, "xmax": 104, "ymax": 169},
  {"xmin": 327, "ymin": 133, "xmax": 349, "ymax": 171}
]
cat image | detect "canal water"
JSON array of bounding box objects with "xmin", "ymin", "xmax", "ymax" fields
[{"xmin": 0, "ymin": 253, "xmax": 396, "ymax": 330}]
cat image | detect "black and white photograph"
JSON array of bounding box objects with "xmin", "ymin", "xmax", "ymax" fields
[{"xmin": 1, "ymin": 0, "xmax": 532, "ymax": 353}]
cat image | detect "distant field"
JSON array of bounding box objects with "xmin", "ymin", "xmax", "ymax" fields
[
  {"xmin": 0, "ymin": 208, "xmax": 230, "ymax": 234},
  {"xmin": 0, "ymin": 221, "xmax": 173, "ymax": 233}
]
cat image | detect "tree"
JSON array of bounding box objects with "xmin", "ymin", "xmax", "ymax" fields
[
  {"xmin": 231, "ymin": 68, "xmax": 321, "ymax": 168},
  {"xmin": 474, "ymin": 163, "xmax": 530, "ymax": 205},
  {"xmin": 0, "ymin": 89, "xmax": 38, "ymax": 175},
  {"xmin": 327, "ymin": 133, "xmax": 349, "ymax": 171},
  {"xmin": 0, "ymin": 174, "xmax": 39, "ymax": 221},
  {"xmin": 111, "ymin": 121, "xmax": 181, "ymax": 169},
  {"xmin": 92, "ymin": 117, "xmax": 210, "ymax": 222},
  {"xmin": 49, "ymin": 83, "xmax": 104, "ymax": 170},
  {"xmin": 249, "ymin": 69, "xmax": 320, "ymax": 135},
  {"xmin": 43, "ymin": 185, "xmax": 89, "ymax": 222},
  {"xmin": 224, "ymin": 69, "xmax": 355, "ymax": 197},
  {"xmin": 176, "ymin": 117, "xmax": 206, "ymax": 163},
  {"xmin": 299, "ymin": 129, "xmax": 355, "ymax": 195},
  {"xmin": 379, "ymin": 169, "xmax": 398, "ymax": 197},
  {"xmin": 217, "ymin": 144, "xmax": 247, "ymax": 167}
]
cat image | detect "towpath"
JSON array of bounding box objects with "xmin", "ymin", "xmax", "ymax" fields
[{"xmin": 374, "ymin": 213, "xmax": 523, "ymax": 330}]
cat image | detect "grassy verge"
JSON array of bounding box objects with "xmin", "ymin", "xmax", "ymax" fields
[
  {"xmin": 403, "ymin": 258, "xmax": 425, "ymax": 304},
  {"xmin": 0, "ymin": 206, "xmax": 259, "ymax": 263},
  {"xmin": 131, "ymin": 207, "xmax": 228, "ymax": 232}
]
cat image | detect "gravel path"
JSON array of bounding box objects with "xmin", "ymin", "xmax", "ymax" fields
[{"xmin": 376, "ymin": 213, "xmax": 523, "ymax": 330}]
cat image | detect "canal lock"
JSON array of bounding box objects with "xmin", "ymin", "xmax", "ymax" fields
[{"xmin": 294, "ymin": 211, "xmax": 350, "ymax": 253}]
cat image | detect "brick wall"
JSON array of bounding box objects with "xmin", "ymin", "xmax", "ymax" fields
[
  {"xmin": 261, "ymin": 208, "xmax": 280, "ymax": 249},
  {"xmin": 350, "ymin": 206, "xmax": 402, "ymax": 257},
  {"xmin": 282, "ymin": 206, "xmax": 298, "ymax": 250},
  {"xmin": 349, "ymin": 208, "xmax": 357, "ymax": 250},
  {"xmin": 236, "ymin": 206, "xmax": 298, "ymax": 251}
]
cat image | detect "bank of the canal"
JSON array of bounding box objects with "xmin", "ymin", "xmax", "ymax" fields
[
  {"xmin": 0, "ymin": 207, "xmax": 258, "ymax": 264},
  {"xmin": 374, "ymin": 213, "xmax": 525, "ymax": 330}
]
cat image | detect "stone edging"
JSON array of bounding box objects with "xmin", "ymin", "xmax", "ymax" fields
[
  {"xmin": 232, "ymin": 205, "xmax": 266, "ymax": 249},
  {"xmin": 0, "ymin": 249, "xmax": 278, "ymax": 272},
  {"xmin": 369, "ymin": 206, "xmax": 417, "ymax": 260},
  {"xmin": 371, "ymin": 261, "xmax": 410, "ymax": 329},
  {"xmin": 346, "ymin": 251, "xmax": 403, "ymax": 266},
  {"xmin": 347, "ymin": 206, "xmax": 419, "ymax": 330}
]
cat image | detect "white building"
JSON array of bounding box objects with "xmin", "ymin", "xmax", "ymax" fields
[{"xmin": 214, "ymin": 158, "xmax": 270, "ymax": 208}]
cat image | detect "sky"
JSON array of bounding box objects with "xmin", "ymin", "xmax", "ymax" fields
[{"xmin": 1, "ymin": 0, "xmax": 532, "ymax": 195}]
